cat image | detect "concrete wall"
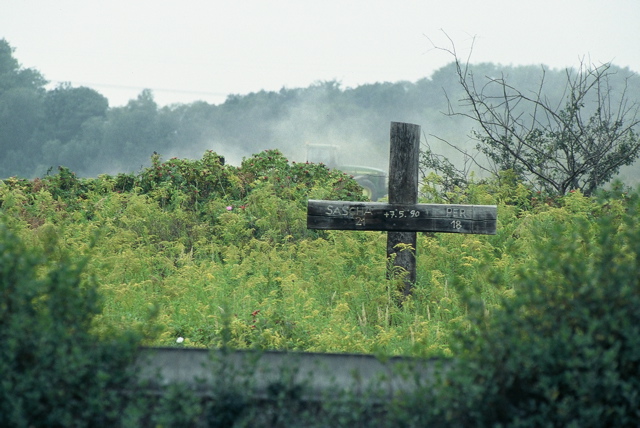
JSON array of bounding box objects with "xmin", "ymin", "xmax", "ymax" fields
[{"xmin": 136, "ymin": 348, "xmax": 448, "ymax": 400}]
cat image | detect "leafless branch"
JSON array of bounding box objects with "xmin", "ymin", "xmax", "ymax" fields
[{"xmin": 425, "ymin": 32, "xmax": 640, "ymax": 195}]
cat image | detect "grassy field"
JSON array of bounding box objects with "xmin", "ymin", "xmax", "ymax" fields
[{"xmin": 0, "ymin": 150, "xmax": 630, "ymax": 357}]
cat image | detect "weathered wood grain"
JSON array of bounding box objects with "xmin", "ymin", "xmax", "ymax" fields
[
  {"xmin": 387, "ymin": 122, "xmax": 421, "ymax": 292},
  {"xmin": 307, "ymin": 200, "xmax": 497, "ymax": 234}
]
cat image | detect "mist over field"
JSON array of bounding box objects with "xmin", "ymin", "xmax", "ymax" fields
[{"xmin": 1, "ymin": 37, "xmax": 640, "ymax": 187}]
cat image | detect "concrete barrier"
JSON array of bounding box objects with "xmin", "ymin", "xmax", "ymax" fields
[{"xmin": 136, "ymin": 347, "xmax": 447, "ymax": 400}]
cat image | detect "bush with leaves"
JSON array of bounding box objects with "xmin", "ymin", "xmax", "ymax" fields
[
  {"xmin": 401, "ymin": 190, "xmax": 640, "ymax": 426},
  {"xmin": 238, "ymin": 148, "xmax": 366, "ymax": 202},
  {"xmin": 0, "ymin": 222, "xmax": 144, "ymax": 427},
  {"xmin": 138, "ymin": 150, "xmax": 238, "ymax": 209}
]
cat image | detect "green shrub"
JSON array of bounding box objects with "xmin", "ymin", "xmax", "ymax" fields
[
  {"xmin": 406, "ymin": 191, "xmax": 640, "ymax": 426},
  {"xmin": 0, "ymin": 222, "xmax": 142, "ymax": 427},
  {"xmin": 4, "ymin": 152, "xmax": 640, "ymax": 424}
]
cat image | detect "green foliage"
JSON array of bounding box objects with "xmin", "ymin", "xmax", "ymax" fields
[
  {"xmin": 4, "ymin": 35, "xmax": 640, "ymax": 422},
  {"xmin": 139, "ymin": 150, "xmax": 237, "ymax": 209},
  {"xmin": 4, "ymin": 152, "xmax": 633, "ymax": 360},
  {"xmin": 404, "ymin": 191, "xmax": 640, "ymax": 426},
  {"xmin": 0, "ymin": 39, "xmax": 47, "ymax": 94},
  {"xmin": 238, "ymin": 148, "xmax": 366, "ymax": 202},
  {"xmin": 2, "ymin": 148, "xmax": 640, "ymax": 423},
  {"xmin": 0, "ymin": 150, "xmax": 478, "ymax": 357},
  {"xmin": 0, "ymin": 222, "xmax": 142, "ymax": 427},
  {"xmin": 42, "ymin": 83, "xmax": 109, "ymax": 143}
]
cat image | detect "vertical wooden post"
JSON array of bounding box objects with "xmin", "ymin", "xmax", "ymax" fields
[{"xmin": 387, "ymin": 122, "xmax": 421, "ymax": 297}]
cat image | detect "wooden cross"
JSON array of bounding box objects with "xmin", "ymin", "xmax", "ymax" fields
[{"xmin": 307, "ymin": 122, "xmax": 497, "ymax": 297}]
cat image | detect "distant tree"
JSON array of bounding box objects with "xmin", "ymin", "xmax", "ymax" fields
[
  {"xmin": 42, "ymin": 83, "xmax": 108, "ymax": 143},
  {"xmin": 0, "ymin": 87, "xmax": 43, "ymax": 147},
  {"xmin": 169, "ymin": 101, "xmax": 217, "ymax": 144},
  {"xmin": 0, "ymin": 39, "xmax": 47, "ymax": 95},
  {"xmin": 99, "ymin": 89, "xmax": 178, "ymax": 173},
  {"xmin": 0, "ymin": 39, "xmax": 47, "ymax": 178},
  {"xmin": 430, "ymin": 37, "xmax": 640, "ymax": 196}
]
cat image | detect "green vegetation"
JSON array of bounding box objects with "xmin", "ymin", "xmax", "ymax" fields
[
  {"xmin": 0, "ymin": 150, "xmax": 633, "ymax": 357},
  {"xmin": 0, "ymin": 215, "xmax": 141, "ymax": 426},
  {"xmin": 397, "ymin": 189, "xmax": 640, "ymax": 427},
  {"xmin": 2, "ymin": 36, "xmax": 640, "ymax": 424},
  {"xmin": 2, "ymin": 152, "xmax": 639, "ymax": 424}
]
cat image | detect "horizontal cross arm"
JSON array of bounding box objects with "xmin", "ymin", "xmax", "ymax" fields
[{"xmin": 307, "ymin": 200, "xmax": 497, "ymax": 234}]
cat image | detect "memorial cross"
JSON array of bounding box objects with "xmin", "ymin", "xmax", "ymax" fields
[{"xmin": 307, "ymin": 122, "xmax": 497, "ymax": 296}]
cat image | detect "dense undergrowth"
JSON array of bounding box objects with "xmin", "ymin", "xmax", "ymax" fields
[
  {"xmin": 2, "ymin": 150, "xmax": 640, "ymax": 425},
  {"xmin": 0, "ymin": 149, "xmax": 632, "ymax": 357}
]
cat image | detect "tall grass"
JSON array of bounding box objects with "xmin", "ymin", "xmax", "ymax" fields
[{"xmin": 1, "ymin": 150, "xmax": 628, "ymax": 357}]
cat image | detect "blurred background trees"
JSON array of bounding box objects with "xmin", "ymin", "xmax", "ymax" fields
[
  {"xmin": 450, "ymin": 58, "xmax": 639, "ymax": 195},
  {"xmin": 422, "ymin": 37, "xmax": 640, "ymax": 196},
  {"xmin": 1, "ymin": 38, "xmax": 639, "ymax": 194}
]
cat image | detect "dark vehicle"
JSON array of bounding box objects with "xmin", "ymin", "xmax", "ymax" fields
[{"xmin": 306, "ymin": 144, "xmax": 387, "ymax": 201}]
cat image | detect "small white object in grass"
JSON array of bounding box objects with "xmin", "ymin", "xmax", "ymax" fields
[{"xmin": 176, "ymin": 337, "xmax": 184, "ymax": 343}]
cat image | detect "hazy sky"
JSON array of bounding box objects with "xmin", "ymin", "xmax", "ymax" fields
[{"xmin": 2, "ymin": 0, "xmax": 639, "ymax": 107}]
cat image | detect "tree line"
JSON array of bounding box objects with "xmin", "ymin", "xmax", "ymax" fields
[{"xmin": 2, "ymin": 38, "xmax": 640, "ymax": 194}]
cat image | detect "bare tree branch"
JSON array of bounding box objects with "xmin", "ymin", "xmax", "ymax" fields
[{"xmin": 426, "ymin": 32, "xmax": 640, "ymax": 195}]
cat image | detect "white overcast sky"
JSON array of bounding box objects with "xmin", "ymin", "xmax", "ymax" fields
[{"xmin": 1, "ymin": 0, "xmax": 639, "ymax": 107}]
